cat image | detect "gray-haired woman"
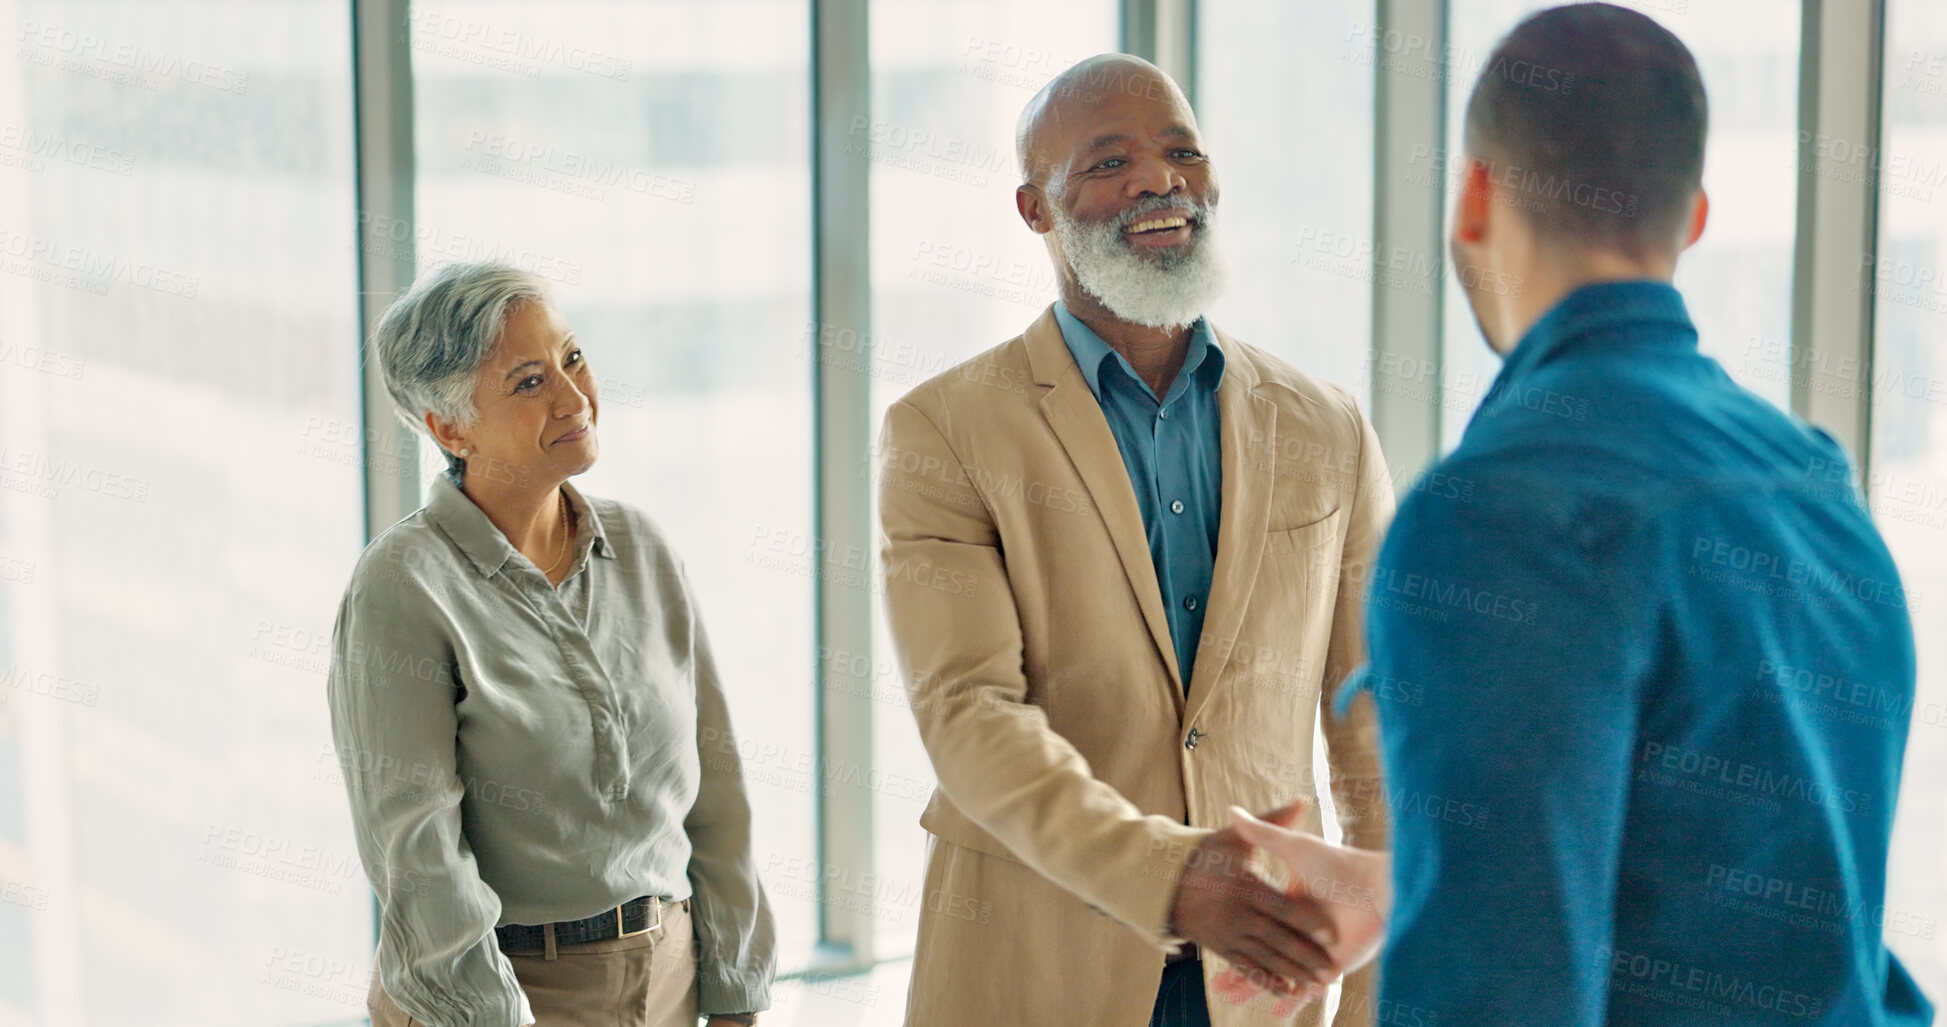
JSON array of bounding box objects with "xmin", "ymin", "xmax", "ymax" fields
[{"xmin": 326, "ymin": 261, "xmax": 774, "ymax": 1027}]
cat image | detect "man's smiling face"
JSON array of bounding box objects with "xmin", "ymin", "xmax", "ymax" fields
[
  {"xmin": 1017, "ymin": 57, "xmax": 1227, "ymax": 330},
  {"xmin": 1041, "ymin": 69, "xmax": 1218, "ymax": 266}
]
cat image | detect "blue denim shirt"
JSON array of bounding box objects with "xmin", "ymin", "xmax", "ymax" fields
[
  {"xmin": 1054, "ymin": 301, "xmax": 1224, "ymax": 690},
  {"xmin": 1348, "ymin": 281, "xmax": 1932, "ymax": 1025}
]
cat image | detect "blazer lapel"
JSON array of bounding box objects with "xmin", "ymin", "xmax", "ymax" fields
[
  {"xmin": 1024, "ymin": 307, "xmax": 1185, "ymax": 699},
  {"xmin": 1184, "ymin": 334, "xmax": 1275, "ymax": 728}
]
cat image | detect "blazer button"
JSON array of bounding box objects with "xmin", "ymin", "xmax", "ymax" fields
[{"xmin": 1185, "ymin": 727, "xmax": 1202, "ymax": 750}]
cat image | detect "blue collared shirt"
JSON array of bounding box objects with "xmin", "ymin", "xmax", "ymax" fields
[
  {"xmin": 1054, "ymin": 300, "xmax": 1224, "ymax": 690},
  {"xmin": 1347, "ymin": 281, "xmax": 1932, "ymax": 1025}
]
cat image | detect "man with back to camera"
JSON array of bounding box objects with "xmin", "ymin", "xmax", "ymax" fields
[
  {"xmin": 1239, "ymin": 4, "xmax": 1935, "ymax": 1025},
  {"xmin": 874, "ymin": 53, "xmax": 1395, "ymax": 1026}
]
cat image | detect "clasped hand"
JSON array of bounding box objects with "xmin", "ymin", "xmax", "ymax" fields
[{"xmin": 1166, "ymin": 801, "xmax": 1392, "ymax": 1017}]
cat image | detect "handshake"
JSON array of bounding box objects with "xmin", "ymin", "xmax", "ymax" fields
[{"xmin": 1166, "ymin": 801, "xmax": 1392, "ymax": 1017}]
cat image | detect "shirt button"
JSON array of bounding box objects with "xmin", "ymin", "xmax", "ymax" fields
[
  {"xmin": 1159, "ymin": 407, "xmax": 1171, "ymax": 420},
  {"xmin": 1170, "ymin": 499, "xmax": 1186, "ymax": 515},
  {"xmin": 1183, "ymin": 595, "xmax": 1199, "ymax": 611},
  {"xmin": 1185, "ymin": 728, "xmax": 1202, "ymax": 750}
]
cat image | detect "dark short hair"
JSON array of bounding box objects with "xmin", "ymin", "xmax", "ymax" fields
[{"xmin": 1462, "ymin": 2, "xmax": 1708, "ymax": 256}]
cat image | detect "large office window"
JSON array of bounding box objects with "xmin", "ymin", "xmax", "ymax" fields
[
  {"xmin": 1198, "ymin": 0, "xmax": 1375, "ymax": 399},
  {"xmin": 0, "ymin": 1, "xmax": 369, "ymax": 1023},
  {"xmin": 864, "ymin": 0, "xmax": 1119, "ymax": 959},
  {"xmin": 1439, "ymin": 0, "xmax": 1800, "ymax": 444},
  {"xmin": 0, "ymin": 3, "xmax": 1938, "ymax": 1025},
  {"xmin": 407, "ymin": 0, "xmax": 819, "ymax": 964},
  {"xmin": 1875, "ymin": 0, "xmax": 1947, "ymax": 998}
]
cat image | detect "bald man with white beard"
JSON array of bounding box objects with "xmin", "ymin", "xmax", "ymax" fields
[{"xmin": 874, "ymin": 54, "xmax": 1396, "ymax": 1027}]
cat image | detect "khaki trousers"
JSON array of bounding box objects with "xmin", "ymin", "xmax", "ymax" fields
[{"xmin": 369, "ymin": 900, "xmax": 700, "ymax": 1027}]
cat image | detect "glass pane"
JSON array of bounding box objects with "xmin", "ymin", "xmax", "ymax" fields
[
  {"xmin": 0, "ymin": 1, "xmax": 367, "ymax": 1024},
  {"xmin": 866, "ymin": 0, "xmax": 1118, "ymax": 959},
  {"xmin": 408, "ymin": 0, "xmax": 818, "ymax": 964},
  {"xmin": 1875, "ymin": 0, "xmax": 1947, "ymax": 998},
  {"xmin": 1199, "ymin": 0, "xmax": 1374, "ymax": 399},
  {"xmin": 1439, "ymin": 1, "xmax": 1800, "ymax": 446}
]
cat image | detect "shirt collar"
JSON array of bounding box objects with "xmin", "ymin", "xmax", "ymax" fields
[
  {"xmin": 1497, "ymin": 279, "xmax": 1696, "ymax": 382},
  {"xmin": 426, "ymin": 473, "xmax": 614, "ymax": 579},
  {"xmin": 1053, "ymin": 299, "xmax": 1226, "ymax": 403}
]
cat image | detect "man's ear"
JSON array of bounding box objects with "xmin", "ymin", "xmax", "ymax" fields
[
  {"xmin": 1016, "ymin": 183, "xmax": 1052, "ymax": 235},
  {"xmin": 1682, "ymin": 188, "xmax": 1709, "ymax": 250},
  {"xmin": 1454, "ymin": 157, "xmax": 1493, "ymax": 246}
]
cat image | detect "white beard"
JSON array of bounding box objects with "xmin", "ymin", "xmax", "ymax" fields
[{"xmin": 1051, "ymin": 195, "xmax": 1227, "ymax": 331}]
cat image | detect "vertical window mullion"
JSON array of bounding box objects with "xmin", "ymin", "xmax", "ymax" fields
[
  {"xmin": 812, "ymin": 0, "xmax": 877, "ymax": 971},
  {"xmin": 1371, "ymin": 0, "xmax": 1447, "ymax": 472},
  {"xmin": 1791, "ymin": 0, "xmax": 1886, "ymax": 469}
]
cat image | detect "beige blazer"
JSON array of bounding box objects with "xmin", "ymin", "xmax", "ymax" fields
[{"xmin": 876, "ymin": 307, "xmax": 1395, "ymax": 1027}]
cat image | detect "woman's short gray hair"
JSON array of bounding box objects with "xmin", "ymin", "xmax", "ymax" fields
[{"xmin": 371, "ymin": 260, "xmax": 551, "ymax": 485}]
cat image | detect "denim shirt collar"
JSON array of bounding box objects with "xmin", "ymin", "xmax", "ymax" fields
[
  {"xmin": 1053, "ymin": 299, "xmax": 1226, "ymax": 403},
  {"xmin": 1496, "ymin": 279, "xmax": 1696, "ymax": 384}
]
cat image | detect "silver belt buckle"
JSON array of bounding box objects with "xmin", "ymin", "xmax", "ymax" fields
[{"xmin": 617, "ymin": 896, "xmax": 659, "ymax": 939}]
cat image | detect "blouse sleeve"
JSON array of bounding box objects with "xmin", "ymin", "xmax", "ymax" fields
[
  {"xmin": 326, "ymin": 571, "xmax": 535, "ymax": 1027},
  {"xmin": 675, "ymin": 558, "xmax": 778, "ymax": 1016}
]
